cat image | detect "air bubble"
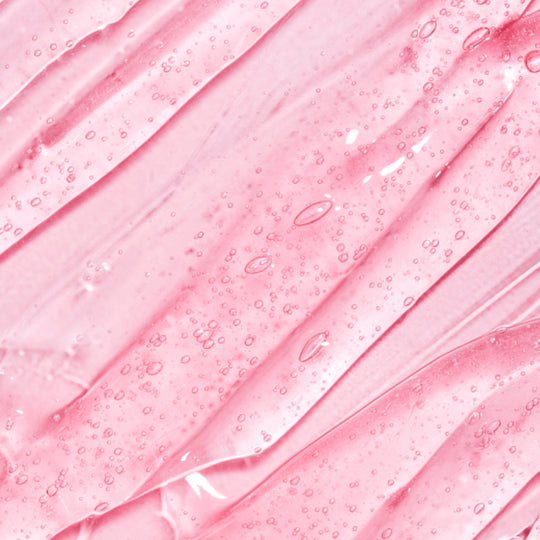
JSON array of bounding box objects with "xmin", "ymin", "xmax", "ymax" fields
[
  {"xmin": 245, "ymin": 255, "xmax": 272, "ymax": 274},
  {"xmin": 525, "ymin": 50, "xmax": 540, "ymax": 73},
  {"xmin": 463, "ymin": 27, "xmax": 490, "ymax": 51},
  {"xmin": 94, "ymin": 502, "xmax": 109, "ymax": 513},
  {"xmin": 299, "ymin": 331, "xmax": 329, "ymax": 362},
  {"xmin": 473, "ymin": 502, "xmax": 485, "ymax": 514},
  {"xmin": 293, "ymin": 200, "xmax": 333, "ymax": 226},
  {"xmin": 419, "ymin": 20, "xmax": 437, "ymax": 39},
  {"xmin": 146, "ymin": 361, "xmax": 163, "ymax": 375}
]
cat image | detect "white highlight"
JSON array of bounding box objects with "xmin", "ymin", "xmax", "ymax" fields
[
  {"xmin": 81, "ymin": 280, "xmax": 94, "ymax": 292},
  {"xmin": 412, "ymin": 135, "xmax": 430, "ymax": 153},
  {"xmin": 380, "ymin": 156, "xmax": 405, "ymax": 176},
  {"xmin": 346, "ymin": 129, "xmax": 359, "ymax": 145},
  {"xmin": 186, "ymin": 472, "xmax": 227, "ymax": 500}
]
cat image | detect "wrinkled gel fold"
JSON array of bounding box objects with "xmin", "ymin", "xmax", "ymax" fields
[{"xmin": 1, "ymin": 0, "xmax": 540, "ymax": 538}]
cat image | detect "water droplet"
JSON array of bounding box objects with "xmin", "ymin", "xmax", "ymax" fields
[
  {"xmin": 293, "ymin": 200, "xmax": 333, "ymax": 226},
  {"xmin": 299, "ymin": 331, "xmax": 329, "ymax": 362},
  {"xmin": 463, "ymin": 27, "xmax": 490, "ymax": 51},
  {"xmin": 382, "ymin": 529, "xmax": 393, "ymax": 539},
  {"xmin": 245, "ymin": 255, "xmax": 272, "ymax": 274},
  {"xmin": 419, "ymin": 20, "xmax": 437, "ymax": 39},
  {"xmin": 525, "ymin": 50, "xmax": 540, "ymax": 73}
]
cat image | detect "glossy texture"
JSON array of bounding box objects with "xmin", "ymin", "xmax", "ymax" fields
[{"xmin": 1, "ymin": 0, "xmax": 540, "ymax": 538}]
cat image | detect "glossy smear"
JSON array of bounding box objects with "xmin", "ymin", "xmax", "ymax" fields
[{"xmin": 0, "ymin": 0, "xmax": 540, "ymax": 538}]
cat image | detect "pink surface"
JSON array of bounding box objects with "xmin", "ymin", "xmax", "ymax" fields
[{"xmin": 1, "ymin": 0, "xmax": 540, "ymax": 538}]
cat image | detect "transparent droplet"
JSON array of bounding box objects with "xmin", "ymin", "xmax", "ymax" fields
[
  {"xmin": 463, "ymin": 27, "xmax": 490, "ymax": 51},
  {"xmin": 245, "ymin": 255, "xmax": 272, "ymax": 274},
  {"xmin": 299, "ymin": 331, "xmax": 329, "ymax": 362},
  {"xmin": 419, "ymin": 20, "xmax": 437, "ymax": 39},
  {"xmin": 294, "ymin": 200, "xmax": 333, "ymax": 226},
  {"xmin": 525, "ymin": 50, "xmax": 540, "ymax": 73}
]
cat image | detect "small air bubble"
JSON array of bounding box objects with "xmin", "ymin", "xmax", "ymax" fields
[
  {"xmin": 245, "ymin": 255, "xmax": 272, "ymax": 275},
  {"xmin": 294, "ymin": 200, "xmax": 333, "ymax": 226},
  {"xmin": 299, "ymin": 332, "xmax": 329, "ymax": 362},
  {"xmin": 473, "ymin": 502, "xmax": 485, "ymax": 514},
  {"xmin": 525, "ymin": 50, "xmax": 540, "ymax": 73},
  {"xmin": 94, "ymin": 502, "xmax": 109, "ymax": 513},
  {"xmin": 146, "ymin": 361, "xmax": 163, "ymax": 375},
  {"xmin": 463, "ymin": 27, "xmax": 490, "ymax": 51},
  {"xmin": 419, "ymin": 20, "xmax": 437, "ymax": 39}
]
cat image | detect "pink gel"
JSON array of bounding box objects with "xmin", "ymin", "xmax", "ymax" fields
[{"xmin": 0, "ymin": 0, "xmax": 540, "ymax": 538}]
